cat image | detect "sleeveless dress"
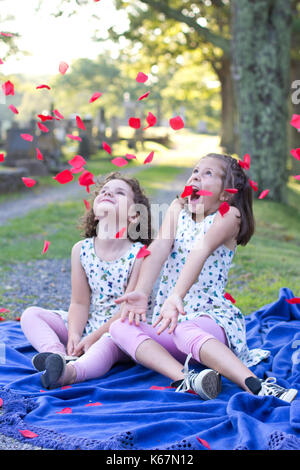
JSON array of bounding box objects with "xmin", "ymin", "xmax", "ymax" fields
[
  {"xmin": 53, "ymin": 238, "xmax": 153, "ymax": 336},
  {"xmin": 152, "ymin": 208, "xmax": 270, "ymax": 367}
]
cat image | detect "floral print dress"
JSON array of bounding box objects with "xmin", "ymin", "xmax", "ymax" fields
[
  {"xmin": 54, "ymin": 238, "xmax": 153, "ymax": 336},
  {"xmin": 152, "ymin": 208, "xmax": 270, "ymax": 367}
]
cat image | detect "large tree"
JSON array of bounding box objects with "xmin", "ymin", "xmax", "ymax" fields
[{"xmin": 231, "ymin": 0, "xmax": 292, "ymax": 202}]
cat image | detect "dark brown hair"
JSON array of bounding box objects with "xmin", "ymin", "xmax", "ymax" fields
[
  {"xmin": 78, "ymin": 172, "xmax": 153, "ymax": 246},
  {"xmin": 203, "ymin": 153, "xmax": 255, "ymax": 246}
]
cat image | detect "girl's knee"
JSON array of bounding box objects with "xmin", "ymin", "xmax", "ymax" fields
[
  {"xmin": 20, "ymin": 306, "xmax": 41, "ymax": 327},
  {"xmin": 109, "ymin": 318, "xmax": 125, "ymax": 340}
]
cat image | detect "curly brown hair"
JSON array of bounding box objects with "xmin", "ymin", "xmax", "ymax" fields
[
  {"xmin": 78, "ymin": 172, "xmax": 153, "ymax": 246},
  {"xmin": 203, "ymin": 153, "xmax": 255, "ymax": 246}
]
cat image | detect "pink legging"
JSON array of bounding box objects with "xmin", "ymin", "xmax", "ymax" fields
[
  {"xmin": 20, "ymin": 306, "xmax": 130, "ymax": 383},
  {"xmin": 109, "ymin": 316, "xmax": 228, "ymax": 365}
]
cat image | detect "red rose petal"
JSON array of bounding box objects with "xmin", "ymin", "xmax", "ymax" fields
[
  {"xmin": 19, "ymin": 429, "xmax": 38, "ymax": 439},
  {"xmin": 8, "ymin": 104, "xmax": 18, "ymax": 114},
  {"xmin": 42, "ymin": 240, "xmax": 50, "ymax": 255},
  {"xmin": 0, "ymin": 317, "xmax": 6, "ymax": 321},
  {"xmin": 169, "ymin": 116, "xmax": 184, "ymax": 130},
  {"xmin": 138, "ymin": 91, "xmax": 150, "ymax": 101},
  {"xmin": 83, "ymin": 199, "xmax": 91, "ymax": 211},
  {"xmin": 68, "ymin": 155, "xmax": 86, "ymax": 169},
  {"xmin": 61, "ymin": 385, "xmax": 72, "ymax": 390},
  {"xmin": 0, "ymin": 398, "xmax": 3, "ymax": 407},
  {"xmin": 0, "ymin": 59, "xmax": 3, "ymax": 65},
  {"xmin": 59, "ymin": 61, "xmax": 69, "ymax": 75},
  {"xmin": 290, "ymin": 114, "xmax": 300, "ymax": 129},
  {"xmin": 224, "ymin": 292, "xmax": 236, "ymax": 304},
  {"xmin": 196, "ymin": 190, "xmax": 213, "ymax": 196},
  {"xmin": 144, "ymin": 151, "xmax": 154, "ymax": 164},
  {"xmin": 286, "ymin": 297, "xmax": 300, "ymax": 304},
  {"xmin": 22, "ymin": 177, "xmax": 36, "ymax": 188},
  {"xmin": 89, "ymin": 92, "xmax": 102, "ymax": 103},
  {"xmin": 290, "ymin": 148, "xmax": 300, "ymax": 161},
  {"xmin": 2, "ymin": 80, "xmax": 14, "ymax": 96},
  {"xmin": 137, "ymin": 245, "xmax": 151, "ymax": 259},
  {"xmin": 238, "ymin": 153, "xmax": 251, "ymax": 171},
  {"xmin": 20, "ymin": 133, "xmax": 33, "ymax": 142},
  {"xmin": 0, "ymin": 153, "xmax": 4, "ymax": 162},
  {"xmin": 258, "ymin": 189, "xmax": 269, "ymax": 199},
  {"xmin": 102, "ymin": 141, "xmax": 111, "ymax": 154},
  {"xmin": 196, "ymin": 437, "xmax": 211, "ymax": 450},
  {"xmin": 219, "ymin": 201, "xmax": 230, "ymax": 217},
  {"xmin": 136, "ymin": 72, "xmax": 148, "ymax": 83},
  {"xmin": 67, "ymin": 134, "xmax": 82, "ymax": 142},
  {"xmin": 1, "ymin": 32, "xmax": 13, "ymax": 37},
  {"xmin": 76, "ymin": 115, "xmax": 86, "ymax": 131},
  {"xmin": 70, "ymin": 166, "xmax": 84, "ymax": 174},
  {"xmin": 116, "ymin": 227, "xmax": 126, "ymax": 239},
  {"xmin": 38, "ymin": 114, "xmax": 53, "ymax": 122},
  {"xmin": 225, "ymin": 188, "xmax": 238, "ymax": 194},
  {"xmin": 293, "ymin": 175, "xmax": 300, "ymax": 181},
  {"xmin": 36, "ymin": 148, "xmax": 43, "ymax": 161},
  {"xmin": 249, "ymin": 179, "xmax": 258, "ymax": 192},
  {"xmin": 85, "ymin": 402, "xmax": 103, "ymax": 406},
  {"xmin": 181, "ymin": 185, "xmax": 193, "ymax": 198},
  {"xmin": 125, "ymin": 153, "xmax": 137, "ymax": 160},
  {"xmin": 56, "ymin": 407, "xmax": 72, "ymax": 414},
  {"xmin": 0, "ymin": 308, "xmax": 10, "ymax": 313},
  {"xmin": 111, "ymin": 157, "xmax": 128, "ymax": 167},
  {"xmin": 54, "ymin": 109, "xmax": 64, "ymax": 120},
  {"xmin": 36, "ymin": 84, "xmax": 51, "ymax": 90},
  {"xmin": 37, "ymin": 122, "xmax": 49, "ymax": 133},
  {"xmin": 53, "ymin": 169, "xmax": 74, "ymax": 184},
  {"xmin": 78, "ymin": 170, "xmax": 95, "ymax": 193},
  {"xmin": 129, "ymin": 117, "xmax": 141, "ymax": 129},
  {"xmin": 143, "ymin": 112, "xmax": 157, "ymax": 130}
]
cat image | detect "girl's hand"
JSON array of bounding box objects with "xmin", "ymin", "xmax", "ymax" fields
[
  {"xmin": 73, "ymin": 331, "xmax": 99, "ymax": 356},
  {"xmin": 153, "ymin": 294, "xmax": 186, "ymax": 335},
  {"xmin": 67, "ymin": 332, "xmax": 82, "ymax": 356},
  {"xmin": 115, "ymin": 290, "xmax": 148, "ymax": 325}
]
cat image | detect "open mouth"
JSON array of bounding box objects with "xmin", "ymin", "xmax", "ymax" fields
[{"xmin": 190, "ymin": 188, "xmax": 201, "ymax": 202}]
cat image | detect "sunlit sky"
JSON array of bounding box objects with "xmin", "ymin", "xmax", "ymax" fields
[{"xmin": 0, "ymin": 0, "xmax": 128, "ymax": 77}]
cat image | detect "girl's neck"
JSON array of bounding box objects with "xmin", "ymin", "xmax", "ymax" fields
[{"xmin": 93, "ymin": 236, "xmax": 132, "ymax": 262}]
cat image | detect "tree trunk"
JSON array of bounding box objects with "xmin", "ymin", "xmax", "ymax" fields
[
  {"xmin": 217, "ymin": 57, "xmax": 238, "ymax": 155},
  {"xmin": 231, "ymin": 0, "xmax": 292, "ymax": 202}
]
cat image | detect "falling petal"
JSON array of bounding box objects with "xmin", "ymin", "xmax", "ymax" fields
[
  {"xmin": 102, "ymin": 141, "xmax": 111, "ymax": 154},
  {"xmin": 290, "ymin": 148, "xmax": 300, "ymax": 161},
  {"xmin": 293, "ymin": 175, "xmax": 300, "ymax": 180},
  {"xmin": 238, "ymin": 153, "xmax": 251, "ymax": 170},
  {"xmin": 59, "ymin": 61, "xmax": 69, "ymax": 75},
  {"xmin": 224, "ymin": 188, "xmax": 238, "ymax": 194},
  {"xmin": 249, "ymin": 179, "xmax": 258, "ymax": 191},
  {"xmin": 286, "ymin": 297, "xmax": 300, "ymax": 304},
  {"xmin": 37, "ymin": 122, "xmax": 49, "ymax": 133},
  {"xmin": 129, "ymin": 117, "xmax": 141, "ymax": 129},
  {"xmin": 69, "ymin": 155, "xmax": 86, "ymax": 168},
  {"xmin": 54, "ymin": 109, "xmax": 64, "ymax": 120},
  {"xmin": 22, "ymin": 177, "xmax": 36, "ymax": 188},
  {"xmin": 38, "ymin": 114, "xmax": 53, "ymax": 122},
  {"xmin": 83, "ymin": 199, "xmax": 91, "ymax": 210},
  {"xmin": 20, "ymin": 133, "xmax": 33, "ymax": 142},
  {"xmin": 89, "ymin": 92, "xmax": 102, "ymax": 103},
  {"xmin": 169, "ymin": 116, "xmax": 184, "ymax": 130},
  {"xmin": 224, "ymin": 292, "xmax": 236, "ymax": 304},
  {"xmin": 125, "ymin": 153, "xmax": 137, "ymax": 160},
  {"xmin": 76, "ymin": 115, "xmax": 86, "ymax": 130},
  {"xmin": 2, "ymin": 80, "xmax": 14, "ymax": 96},
  {"xmin": 181, "ymin": 185, "xmax": 193, "ymax": 198},
  {"xmin": 138, "ymin": 91, "xmax": 150, "ymax": 101},
  {"xmin": 42, "ymin": 240, "xmax": 51, "ymax": 255},
  {"xmin": 67, "ymin": 134, "xmax": 82, "ymax": 142},
  {"xmin": 0, "ymin": 153, "xmax": 4, "ymax": 162},
  {"xmin": 137, "ymin": 245, "xmax": 151, "ymax": 259},
  {"xmin": 8, "ymin": 104, "xmax": 18, "ymax": 114},
  {"xmin": 219, "ymin": 201, "xmax": 230, "ymax": 217},
  {"xmin": 136, "ymin": 72, "xmax": 148, "ymax": 83},
  {"xmin": 290, "ymin": 114, "xmax": 300, "ymax": 129},
  {"xmin": 143, "ymin": 112, "xmax": 157, "ymax": 130},
  {"xmin": 52, "ymin": 169, "xmax": 74, "ymax": 184},
  {"xmin": 143, "ymin": 151, "xmax": 154, "ymax": 164},
  {"xmin": 111, "ymin": 157, "xmax": 128, "ymax": 167},
  {"xmin": 78, "ymin": 170, "xmax": 95, "ymax": 193},
  {"xmin": 0, "ymin": 308, "xmax": 10, "ymax": 313},
  {"xmin": 36, "ymin": 148, "xmax": 43, "ymax": 160},
  {"xmin": 258, "ymin": 189, "xmax": 269, "ymax": 199},
  {"xmin": 116, "ymin": 227, "xmax": 126, "ymax": 239},
  {"xmin": 196, "ymin": 190, "xmax": 213, "ymax": 196},
  {"xmin": 36, "ymin": 84, "xmax": 51, "ymax": 90}
]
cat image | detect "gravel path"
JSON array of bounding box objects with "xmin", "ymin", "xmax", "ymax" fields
[{"xmin": 0, "ymin": 166, "xmax": 191, "ymax": 450}]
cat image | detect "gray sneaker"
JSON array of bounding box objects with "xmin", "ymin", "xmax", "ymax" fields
[
  {"xmin": 32, "ymin": 352, "xmax": 78, "ymax": 371},
  {"xmin": 171, "ymin": 354, "xmax": 221, "ymax": 400}
]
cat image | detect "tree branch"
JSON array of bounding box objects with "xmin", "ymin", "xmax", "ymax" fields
[{"xmin": 138, "ymin": 0, "xmax": 231, "ymax": 56}]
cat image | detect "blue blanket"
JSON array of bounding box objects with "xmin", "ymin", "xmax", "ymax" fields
[{"xmin": 0, "ymin": 287, "xmax": 300, "ymax": 451}]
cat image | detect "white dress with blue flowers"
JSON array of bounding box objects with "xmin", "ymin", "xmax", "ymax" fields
[
  {"xmin": 152, "ymin": 208, "xmax": 270, "ymax": 367},
  {"xmin": 54, "ymin": 238, "xmax": 153, "ymax": 336}
]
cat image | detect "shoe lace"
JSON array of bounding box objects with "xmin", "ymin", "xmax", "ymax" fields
[
  {"xmin": 260, "ymin": 377, "xmax": 286, "ymax": 397},
  {"xmin": 175, "ymin": 353, "xmax": 197, "ymax": 392}
]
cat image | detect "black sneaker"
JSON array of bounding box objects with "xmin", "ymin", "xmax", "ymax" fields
[
  {"xmin": 40, "ymin": 353, "xmax": 66, "ymax": 390},
  {"xmin": 258, "ymin": 377, "xmax": 298, "ymax": 403},
  {"xmin": 32, "ymin": 352, "xmax": 78, "ymax": 371}
]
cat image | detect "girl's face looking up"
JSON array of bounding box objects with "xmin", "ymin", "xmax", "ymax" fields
[
  {"xmin": 93, "ymin": 178, "xmax": 137, "ymax": 225},
  {"xmin": 186, "ymin": 157, "xmax": 226, "ymax": 217}
]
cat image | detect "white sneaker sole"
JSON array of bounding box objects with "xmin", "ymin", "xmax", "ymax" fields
[
  {"xmin": 280, "ymin": 388, "xmax": 298, "ymax": 403},
  {"xmin": 194, "ymin": 369, "xmax": 222, "ymax": 400}
]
